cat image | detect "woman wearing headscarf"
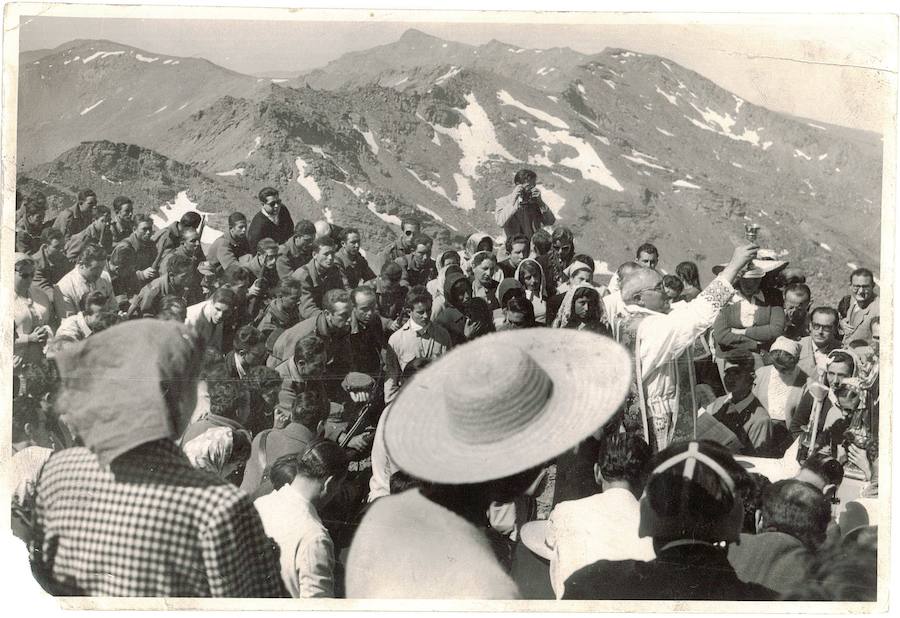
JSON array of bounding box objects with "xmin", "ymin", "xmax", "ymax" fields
[
  {"xmin": 29, "ymin": 320, "xmax": 286, "ymax": 597},
  {"xmin": 427, "ymin": 250, "xmax": 462, "ymax": 302},
  {"xmin": 433, "ymin": 270, "xmax": 493, "ymax": 346},
  {"xmin": 428, "ymin": 263, "xmax": 464, "ymax": 319},
  {"xmin": 13, "ymin": 253, "xmax": 58, "ymax": 371},
  {"xmin": 551, "ymin": 283, "xmax": 609, "ymax": 335},
  {"xmin": 183, "ymin": 425, "xmax": 252, "ymax": 482},
  {"xmin": 515, "ymin": 257, "xmax": 548, "ymax": 325},
  {"xmin": 254, "ymin": 440, "xmax": 350, "ymax": 598}
]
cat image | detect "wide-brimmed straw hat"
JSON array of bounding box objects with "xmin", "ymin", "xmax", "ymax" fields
[
  {"xmin": 384, "ymin": 330, "xmax": 632, "ymax": 484},
  {"xmin": 520, "ymin": 520, "xmax": 554, "ymax": 560}
]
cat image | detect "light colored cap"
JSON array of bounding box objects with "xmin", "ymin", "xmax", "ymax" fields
[{"xmin": 770, "ymin": 336, "xmax": 801, "ymax": 357}]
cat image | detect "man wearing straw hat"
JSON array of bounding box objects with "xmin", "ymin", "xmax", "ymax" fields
[
  {"xmin": 618, "ymin": 244, "xmax": 758, "ymax": 452},
  {"xmin": 345, "ymin": 329, "xmax": 633, "ymax": 599}
]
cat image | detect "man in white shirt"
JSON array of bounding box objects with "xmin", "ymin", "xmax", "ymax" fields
[
  {"xmin": 618, "ymin": 243, "xmax": 758, "ymax": 451},
  {"xmin": 54, "ymin": 244, "xmax": 117, "ymax": 318},
  {"xmin": 546, "ymin": 432, "xmax": 655, "ymax": 598}
]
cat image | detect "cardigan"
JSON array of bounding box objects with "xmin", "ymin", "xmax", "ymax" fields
[{"xmin": 712, "ymin": 301, "xmax": 785, "ymax": 354}]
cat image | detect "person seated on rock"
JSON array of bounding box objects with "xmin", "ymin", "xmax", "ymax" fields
[
  {"xmin": 153, "ymin": 210, "xmax": 201, "ymax": 264},
  {"xmin": 130, "ymin": 253, "xmax": 199, "ymax": 318},
  {"xmin": 257, "ymin": 278, "xmax": 302, "ymax": 346},
  {"xmin": 110, "ymin": 214, "xmax": 158, "ymax": 292},
  {"xmin": 53, "ymin": 188, "xmax": 96, "ymax": 241},
  {"xmin": 727, "ymin": 479, "xmax": 831, "ymax": 596},
  {"xmin": 31, "ymin": 227, "xmax": 73, "ymax": 293},
  {"xmin": 16, "ymin": 193, "xmax": 48, "ymax": 255},
  {"xmin": 54, "ymin": 243, "xmax": 118, "ymax": 319},
  {"xmin": 335, "ymin": 227, "xmax": 377, "ymax": 290},
  {"xmin": 109, "ymin": 196, "xmax": 135, "ymax": 244},
  {"xmin": 65, "ymin": 204, "xmax": 113, "ymax": 260},
  {"xmin": 248, "ymin": 186, "xmax": 295, "ymax": 249},
  {"xmin": 293, "ymin": 236, "xmax": 345, "ymax": 320},
  {"xmin": 395, "ymin": 233, "xmax": 438, "ymax": 288},
  {"xmin": 381, "ymin": 216, "xmax": 421, "ymax": 264},
  {"xmin": 276, "ymin": 219, "xmax": 317, "ymax": 282},
  {"xmin": 208, "ymin": 212, "xmax": 252, "ymax": 271}
]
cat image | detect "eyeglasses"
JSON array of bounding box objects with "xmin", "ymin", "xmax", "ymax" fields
[
  {"xmin": 637, "ymin": 280, "xmax": 667, "ymax": 296},
  {"xmin": 850, "ymin": 284, "xmax": 874, "ymax": 290},
  {"xmin": 811, "ymin": 322, "xmax": 835, "ymax": 331}
]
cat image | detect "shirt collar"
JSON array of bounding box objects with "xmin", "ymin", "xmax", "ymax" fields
[
  {"xmin": 728, "ymin": 392, "xmax": 756, "ymax": 411},
  {"xmin": 260, "ymin": 206, "xmax": 279, "ymax": 225}
]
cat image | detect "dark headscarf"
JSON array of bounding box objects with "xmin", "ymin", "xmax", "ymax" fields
[{"xmin": 54, "ymin": 320, "xmax": 202, "ymax": 466}]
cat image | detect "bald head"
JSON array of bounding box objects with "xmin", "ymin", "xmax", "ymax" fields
[
  {"xmin": 621, "ymin": 268, "xmax": 660, "ymax": 302},
  {"xmin": 314, "ymin": 220, "xmax": 332, "ymax": 239},
  {"xmin": 617, "ymin": 261, "xmax": 642, "ymax": 281}
]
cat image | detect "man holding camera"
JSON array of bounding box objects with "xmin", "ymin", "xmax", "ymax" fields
[{"xmin": 495, "ymin": 169, "xmax": 556, "ymax": 243}]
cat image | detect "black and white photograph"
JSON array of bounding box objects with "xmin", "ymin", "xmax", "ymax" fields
[{"xmin": 3, "ymin": 1, "xmax": 895, "ymax": 610}]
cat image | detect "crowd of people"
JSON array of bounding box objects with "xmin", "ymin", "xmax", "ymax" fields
[{"xmin": 10, "ymin": 169, "xmax": 880, "ymax": 601}]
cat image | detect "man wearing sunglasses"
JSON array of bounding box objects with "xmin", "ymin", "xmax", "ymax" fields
[
  {"xmin": 248, "ymin": 186, "xmax": 295, "ymax": 250},
  {"xmin": 617, "ymin": 243, "xmax": 758, "ymax": 452},
  {"xmin": 381, "ymin": 217, "xmax": 421, "ymax": 264},
  {"xmin": 797, "ymin": 307, "xmax": 841, "ymax": 379}
]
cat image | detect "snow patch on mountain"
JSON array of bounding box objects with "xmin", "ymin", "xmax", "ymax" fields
[
  {"xmin": 354, "ymin": 125, "xmax": 380, "ymax": 155},
  {"xmin": 762, "ymin": 141, "xmax": 774, "ymax": 150},
  {"xmin": 136, "ymin": 54, "xmax": 158, "ymax": 63},
  {"xmin": 63, "ymin": 56, "xmax": 81, "ymax": 65},
  {"xmin": 408, "ymin": 169, "xmax": 452, "ymax": 203},
  {"xmin": 656, "ymin": 127, "xmax": 675, "ymax": 137},
  {"xmin": 434, "ymin": 66, "xmax": 461, "ymax": 85},
  {"xmin": 216, "ymin": 168, "xmax": 245, "ymax": 176},
  {"xmin": 686, "ymin": 103, "xmax": 760, "ymax": 146},
  {"xmin": 322, "ymin": 207, "xmax": 334, "ymax": 224},
  {"xmin": 153, "ymin": 191, "xmax": 223, "ymax": 246},
  {"xmin": 82, "ymin": 50, "xmax": 125, "ymax": 63},
  {"xmin": 533, "ymin": 127, "xmax": 623, "ymax": 192},
  {"xmin": 80, "ymin": 100, "xmax": 104, "ymax": 115},
  {"xmin": 295, "ymin": 157, "xmax": 322, "ymax": 201},
  {"xmin": 733, "ymin": 95, "xmax": 744, "ymax": 113},
  {"xmin": 433, "ymin": 93, "xmax": 517, "ymax": 178},
  {"xmin": 539, "ymin": 185, "xmax": 566, "ymax": 219},
  {"xmin": 661, "ymin": 60, "xmax": 672, "ymax": 72},
  {"xmin": 731, "ymin": 162, "xmax": 744, "ymax": 169},
  {"xmin": 673, "ymin": 179, "xmax": 701, "ymax": 189},
  {"xmin": 794, "ymin": 149, "xmax": 812, "ymax": 161},
  {"xmin": 271, "ymin": 79, "xmax": 288, "ymax": 84},
  {"xmin": 621, "ymin": 153, "xmax": 670, "ymax": 172},
  {"xmin": 818, "ymin": 153, "xmax": 828, "ymax": 161},
  {"xmin": 603, "ymin": 79, "xmax": 616, "ymax": 90},
  {"xmin": 547, "ymin": 95, "xmax": 558, "ymax": 102},
  {"xmin": 367, "ymin": 201, "xmax": 402, "ymax": 226},
  {"xmin": 497, "ymin": 90, "xmax": 569, "ymax": 129},
  {"xmin": 553, "ymin": 172, "xmax": 574, "ymax": 183},
  {"xmin": 807, "ymin": 122, "xmax": 827, "ymax": 131},
  {"xmin": 152, "ymin": 105, "xmax": 168, "ymax": 115},
  {"xmin": 454, "ymin": 174, "xmax": 477, "ymax": 210},
  {"xmin": 819, "ymin": 242, "xmax": 832, "ymax": 252},
  {"xmin": 536, "ymin": 67, "xmax": 556, "ymax": 76},
  {"xmin": 247, "ymin": 136, "xmax": 261, "ymax": 158},
  {"xmin": 577, "ymin": 84, "xmax": 586, "ymax": 94},
  {"xmin": 655, "ymin": 87, "xmax": 678, "ymax": 106}
]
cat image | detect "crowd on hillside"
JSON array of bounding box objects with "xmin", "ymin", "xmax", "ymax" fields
[{"xmin": 11, "ymin": 168, "xmax": 880, "ymax": 601}]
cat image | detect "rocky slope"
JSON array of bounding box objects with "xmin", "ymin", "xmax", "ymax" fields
[{"xmin": 17, "ymin": 31, "xmax": 883, "ymax": 301}]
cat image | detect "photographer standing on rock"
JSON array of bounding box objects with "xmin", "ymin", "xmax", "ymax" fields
[{"xmin": 496, "ymin": 169, "xmax": 556, "ymax": 244}]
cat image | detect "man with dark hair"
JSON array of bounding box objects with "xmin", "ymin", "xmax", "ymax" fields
[
  {"xmin": 131, "ymin": 253, "xmax": 198, "ymax": 318},
  {"xmin": 65, "ymin": 204, "xmax": 113, "ymax": 260},
  {"xmin": 495, "ymin": 168, "xmax": 556, "ymax": 242},
  {"xmin": 256, "ymin": 279, "xmax": 302, "ymax": 346},
  {"xmin": 16, "ymin": 194, "xmax": 48, "ymax": 254},
  {"xmin": 276, "ymin": 219, "xmax": 317, "ymax": 281},
  {"xmin": 635, "ymin": 243, "xmax": 660, "ymax": 270},
  {"xmin": 783, "ymin": 282, "xmax": 812, "ymax": 339},
  {"xmin": 375, "ymin": 261, "xmax": 408, "ymax": 322},
  {"xmin": 381, "ymin": 216, "xmax": 421, "ymax": 263},
  {"xmin": 186, "ymin": 286, "xmax": 238, "ymax": 354},
  {"xmin": 248, "ymin": 187, "xmax": 294, "ymax": 248},
  {"xmin": 293, "ymin": 236, "xmax": 344, "ymax": 319},
  {"xmin": 704, "ymin": 353, "xmax": 774, "ymax": 456},
  {"xmin": 160, "ymin": 227, "xmax": 204, "ymax": 286},
  {"xmin": 546, "ymin": 432, "xmax": 654, "ymax": 598},
  {"xmin": 838, "ymin": 268, "xmax": 879, "ymax": 346},
  {"xmin": 31, "ymin": 227, "xmax": 72, "ymax": 291},
  {"xmin": 240, "ymin": 238, "xmax": 281, "ymax": 307},
  {"xmin": 335, "ymin": 227, "xmax": 377, "ymax": 289},
  {"xmin": 208, "ymin": 212, "xmax": 251, "ymax": 270},
  {"xmin": 110, "ymin": 197, "xmax": 134, "ymax": 243},
  {"xmin": 55, "ymin": 291, "xmax": 117, "ymax": 341},
  {"xmin": 396, "ymin": 233, "xmax": 437, "ymax": 288},
  {"xmin": 153, "ymin": 210, "xmax": 202, "ymax": 263},
  {"xmin": 54, "ymin": 243, "xmax": 117, "ymax": 318},
  {"xmin": 797, "ymin": 306, "xmax": 841, "ymax": 378},
  {"xmin": 110, "ymin": 214, "xmax": 158, "ymax": 290},
  {"xmin": 225, "ymin": 325, "xmax": 268, "ymax": 381},
  {"xmin": 53, "ymin": 188, "xmax": 96, "ymax": 240},
  {"xmin": 498, "ymin": 233, "xmax": 530, "ymax": 279},
  {"xmin": 727, "ymin": 479, "xmax": 831, "ymax": 595}
]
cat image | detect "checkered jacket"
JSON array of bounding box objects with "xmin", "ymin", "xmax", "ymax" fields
[{"xmin": 33, "ymin": 440, "xmax": 288, "ymax": 597}]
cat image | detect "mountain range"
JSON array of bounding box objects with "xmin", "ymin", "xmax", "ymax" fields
[{"xmin": 17, "ymin": 29, "xmax": 883, "ymax": 301}]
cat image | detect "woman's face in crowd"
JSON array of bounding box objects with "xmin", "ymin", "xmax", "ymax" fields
[
  {"xmin": 522, "ymin": 271, "xmax": 537, "ymax": 291},
  {"xmin": 772, "ymin": 354, "xmax": 799, "ymax": 374},
  {"xmin": 573, "ymin": 295, "xmax": 591, "ymax": 319},
  {"xmin": 474, "ymin": 259, "xmax": 495, "ymax": 285},
  {"xmin": 739, "ymin": 277, "xmax": 762, "ymax": 297},
  {"xmin": 570, "ymin": 269, "xmax": 592, "ymax": 286},
  {"xmin": 451, "ymin": 281, "xmax": 470, "ymax": 307},
  {"xmin": 826, "ymin": 361, "xmax": 853, "ymax": 388}
]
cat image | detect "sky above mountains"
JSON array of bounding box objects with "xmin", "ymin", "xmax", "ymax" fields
[{"xmin": 18, "ymin": 12, "xmax": 895, "ymax": 133}]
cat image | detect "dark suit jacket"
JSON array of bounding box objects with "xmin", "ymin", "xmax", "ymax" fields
[
  {"xmin": 248, "ymin": 206, "xmax": 294, "ymax": 249},
  {"xmin": 713, "ymin": 302, "xmax": 785, "ymax": 354},
  {"xmin": 292, "ymin": 257, "xmax": 345, "ymax": 320}
]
